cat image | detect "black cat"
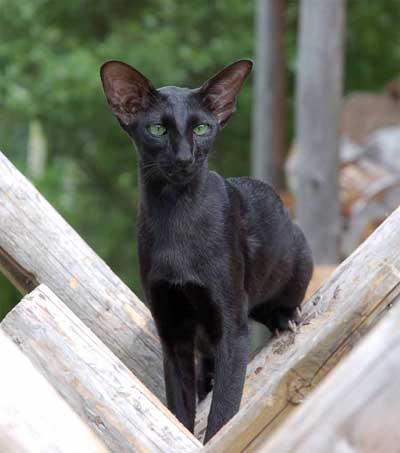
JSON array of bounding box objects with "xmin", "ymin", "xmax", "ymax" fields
[{"xmin": 100, "ymin": 59, "xmax": 313, "ymax": 443}]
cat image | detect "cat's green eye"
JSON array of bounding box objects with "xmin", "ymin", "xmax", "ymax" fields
[
  {"xmin": 193, "ymin": 124, "xmax": 210, "ymax": 136},
  {"xmin": 148, "ymin": 124, "xmax": 167, "ymax": 136}
]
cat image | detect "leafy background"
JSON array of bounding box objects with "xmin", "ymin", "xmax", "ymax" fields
[{"xmin": 1, "ymin": 0, "xmax": 400, "ymax": 319}]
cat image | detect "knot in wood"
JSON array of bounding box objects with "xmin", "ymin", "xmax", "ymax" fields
[{"xmin": 287, "ymin": 371, "xmax": 313, "ymax": 405}]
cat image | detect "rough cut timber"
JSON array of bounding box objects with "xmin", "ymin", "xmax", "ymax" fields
[
  {"xmin": 198, "ymin": 204, "xmax": 400, "ymax": 449},
  {"xmin": 0, "ymin": 150, "xmax": 165, "ymax": 401},
  {"xmin": 0, "ymin": 285, "xmax": 201, "ymax": 453},
  {"xmin": 0, "ymin": 330, "xmax": 108, "ymax": 453},
  {"xmin": 254, "ymin": 297, "xmax": 400, "ymax": 453}
]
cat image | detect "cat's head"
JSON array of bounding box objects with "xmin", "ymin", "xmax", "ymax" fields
[{"xmin": 100, "ymin": 59, "xmax": 252, "ymax": 185}]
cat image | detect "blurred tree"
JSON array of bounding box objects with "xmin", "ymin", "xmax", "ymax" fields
[
  {"xmin": 251, "ymin": 0, "xmax": 287, "ymax": 190},
  {"xmin": 295, "ymin": 0, "xmax": 345, "ymax": 264}
]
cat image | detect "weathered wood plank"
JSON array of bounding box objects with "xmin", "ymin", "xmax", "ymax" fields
[
  {"xmin": 250, "ymin": 297, "xmax": 400, "ymax": 453},
  {"xmin": 198, "ymin": 204, "xmax": 400, "ymax": 449},
  {"xmin": 1, "ymin": 285, "xmax": 201, "ymax": 453},
  {"xmin": 0, "ymin": 329, "xmax": 108, "ymax": 453},
  {"xmin": 0, "ymin": 151, "xmax": 164, "ymax": 401}
]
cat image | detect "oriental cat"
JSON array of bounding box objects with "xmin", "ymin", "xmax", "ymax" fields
[{"xmin": 100, "ymin": 59, "xmax": 313, "ymax": 442}]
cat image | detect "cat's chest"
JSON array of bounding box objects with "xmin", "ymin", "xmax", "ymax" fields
[
  {"xmin": 139, "ymin": 209, "xmax": 210, "ymax": 284},
  {"xmin": 148, "ymin": 209, "xmax": 199, "ymax": 247},
  {"xmin": 155, "ymin": 220, "xmax": 195, "ymax": 260}
]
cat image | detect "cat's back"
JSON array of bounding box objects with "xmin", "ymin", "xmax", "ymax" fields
[
  {"xmin": 227, "ymin": 176, "xmax": 302, "ymax": 303},
  {"xmin": 227, "ymin": 176, "xmax": 295, "ymax": 267},
  {"xmin": 227, "ymin": 176, "xmax": 290, "ymax": 228}
]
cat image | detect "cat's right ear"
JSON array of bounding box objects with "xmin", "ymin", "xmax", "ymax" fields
[
  {"xmin": 100, "ymin": 61, "xmax": 156, "ymax": 126},
  {"xmin": 199, "ymin": 59, "xmax": 253, "ymax": 127}
]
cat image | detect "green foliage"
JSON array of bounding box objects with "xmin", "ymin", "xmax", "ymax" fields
[
  {"xmin": 0, "ymin": 274, "xmax": 19, "ymax": 321},
  {"xmin": 346, "ymin": 0, "xmax": 400, "ymax": 91},
  {"xmin": 1, "ymin": 1, "xmax": 400, "ymax": 317}
]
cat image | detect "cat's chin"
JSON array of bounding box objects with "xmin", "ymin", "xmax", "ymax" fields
[{"xmin": 163, "ymin": 170, "xmax": 197, "ymax": 186}]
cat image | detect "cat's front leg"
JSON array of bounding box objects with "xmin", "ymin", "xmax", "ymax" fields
[
  {"xmin": 161, "ymin": 337, "xmax": 196, "ymax": 432},
  {"xmin": 204, "ymin": 307, "xmax": 249, "ymax": 443},
  {"xmin": 149, "ymin": 281, "xmax": 197, "ymax": 432}
]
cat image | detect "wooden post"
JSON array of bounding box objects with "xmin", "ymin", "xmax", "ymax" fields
[
  {"xmin": 0, "ymin": 330, "xmax": 108, "ymax": 453},
  {"xmin": 251, "ymin": 0, "xmax": 286, "ymax": 190},
  {"xmin": 1, "ymin": 285, "xmax": 201, "ymax": 453},
  {"xmin": 198, "ymin": 204, "xmax": 400, "ymax": 448},
  {"xmin": 0, "ymin": 150, "xmax": 165, "ymax": 401},
  {"xmin": 295, "ymin": 0, "xmax": 345, "ymax": 263},
  {"xmin": 255, "ymin": 297, "xmax": 400, "ymax": 452}
]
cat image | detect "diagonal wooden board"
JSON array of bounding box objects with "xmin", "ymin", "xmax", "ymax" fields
[
  {"xmin": 1, "ymin": 284, "xmax": 201, "ymax": 452},
  {"xmin": 252, "ymin": 295, "xmax": 400, "ymax": 452},
  {"xmin": 0, "ymin": 150, "xmax": 165, "ymax": 401},
  {"xmin": 199, "ymin": 204, "xmax": 400, "ymax": 449},
  {"xmin": 0, "ymin": 330, "xmax": 108, "ymax": 453}
]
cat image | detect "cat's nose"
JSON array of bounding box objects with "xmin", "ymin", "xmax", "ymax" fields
[
  {"xmin": 176, "ymin": 156, "xmax": 194, "ymax": 169},
  {"xmin": 174, "ymin": 139, "xmax": 195, "ymax": 171},
  {"xmin": 175, "ymin": 147, "xmax": 194, "ymax": 170}
]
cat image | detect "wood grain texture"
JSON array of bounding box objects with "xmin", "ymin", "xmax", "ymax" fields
[
  {"xmin": 295, "ymin": 0, "xmax": 345, "ymax": 263},
  {"xmin": 0, "ymin": 151, "xmax": 165, "ymax": 401},
  {"xmin": 1, "ymin": 285, "xmax": 201, "ymax": 453},
  {"xmin": 0, "ymin": 329, "xmax": 108, "ymax": 453},
  {"xmin": 199, "ymin": 204, "xmax": 400, "ymax": 450},
  {"xmin": 251, "ymin": 297, "xmax": 400, "ymax": 453}
]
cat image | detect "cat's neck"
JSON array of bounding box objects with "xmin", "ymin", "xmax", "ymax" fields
[{"xmin": 138, "ymin": 160, "xmax": 209, "ymax": 214}]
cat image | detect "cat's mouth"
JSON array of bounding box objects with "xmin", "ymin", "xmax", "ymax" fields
[{"xmin": 163, "ymin": 167, "xmax": 197, "ymax": 185}]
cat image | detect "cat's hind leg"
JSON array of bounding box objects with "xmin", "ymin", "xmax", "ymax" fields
[{"xmin": 249, "ymin": 253, "xmax": 313, "ymax": 333}]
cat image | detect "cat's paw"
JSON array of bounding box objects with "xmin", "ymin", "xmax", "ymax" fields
[{"xmin": 268, "ymin": 305, "xmax": 302, "ymax": 335}]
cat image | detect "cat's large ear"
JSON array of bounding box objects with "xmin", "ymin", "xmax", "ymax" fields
[
  {"xmin": 100, "ymin": 60, "xmax": 156, "ymax": 126},
  {"xmin": 199, "ymin": 59, "xmax": 253, "ymax": 127}
]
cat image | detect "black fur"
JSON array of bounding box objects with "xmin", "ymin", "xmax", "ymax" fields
[{"xmin": 100, "ymin": 60, "xmax": 313, "ymax": 442}]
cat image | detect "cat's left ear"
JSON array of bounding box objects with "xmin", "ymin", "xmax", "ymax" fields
[
  {"xmin": 100, "ymin": 60, "xmax": 156, "ymax": 126},
  {"xmin": 199, "ymin": 59, "xmax": 253, "ymax": 127}
]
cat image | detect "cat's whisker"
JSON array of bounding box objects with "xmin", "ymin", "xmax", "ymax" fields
[
  {"xmin": 139, "ymin": 160, "xmax": 160, "ymax": 171},
  {"xmin": 141, "ymin": 166, "xmax": 160, "ymax": 184},
  {"xmin": 140, "ymin": 162, "xmax": 158, "ymax": 170}
]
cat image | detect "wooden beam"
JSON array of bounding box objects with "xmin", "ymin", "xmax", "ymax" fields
[
  {"xmin": 198, "ymin": 204, "xmax": 400, "ymax": 448},
  {"xmin": 0, "ymin": 151, "xmax": 165, "ymax": 401},
  {"xmin": 0, "ymin": 330, "xmax": 108, "ymax": 453},
  {"xmin": 1, "ymin": 285, "xmax": 201, "ymax": 453},
  {"xmin": 251, "ymin": 297, "xmax": 400, "ymax": 452}
]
